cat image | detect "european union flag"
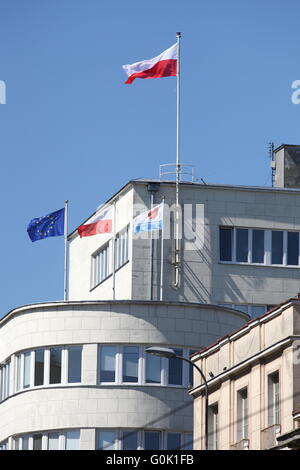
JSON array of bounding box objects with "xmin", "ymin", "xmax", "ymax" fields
[{"xmin": 27, "ymin": 208, "xmax": 65, "ymax": 242}]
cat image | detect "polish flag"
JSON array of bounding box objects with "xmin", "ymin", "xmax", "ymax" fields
[
  {"xmin": 78, "ymin": 206, "xmax": 113, "ymax": 238},
  {"xmin": 122, "ymin": 43, "xmax": 178, "ymax": 85}
]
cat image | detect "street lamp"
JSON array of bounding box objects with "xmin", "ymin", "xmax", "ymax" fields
[{"xmin": 145, "ymin": 346, "xmax": 209, "ymax": 450}]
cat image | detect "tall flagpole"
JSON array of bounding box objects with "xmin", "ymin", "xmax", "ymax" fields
[
  {"xmin": 174, "ymin": 32, "xmax": 181, "ymax": 288},
  {"xmin": 64, "ymin": 200, "xmax": 69, "ymax": 301},
  {"xmin": 160, "ymin": 197, "xmax": 165, "ymax": 301}
]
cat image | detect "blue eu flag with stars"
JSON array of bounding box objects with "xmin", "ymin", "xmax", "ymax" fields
[{"xmin": 27, "ymin": 208, "xmax": 65, "ymax": 242}]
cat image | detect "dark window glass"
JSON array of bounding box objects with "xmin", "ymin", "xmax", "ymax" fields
[
  {"xmin": 22, "ymin": 436, "xmax": 29, "ymax": 450},
  {"xmin": 49, "ymin": 347, "xmax": 62, "ymax": 384},
  {"xmin": 144, "ymin": 431, "xmax": 160, "ymax": 450},
  {"xmin": 167, "ymin": 433, "xmax": 181, "ymax": 450},
  {"xmin": 236, "ymin": 229, "xmax": 248, "ymax": 262},
  {"xmin": 68, "ymin": 346, "xmax": 82, "ymax": 383},
  {"xmin": 23, "ymin": 352, "xmax": 31, "ymax": 389},
  {"xmin": 99, "ymin": 346, "xmax": 116, "ymax": 383},
  {"xmin": 189, "ymin": 350, "xmax": 198, "ymax": 387},
  {"xmin": 168, "ymin": 348, "xmax": 183, "ymax": 385},
  {"xmin": 271, "ymin": 231, "xmax": 283, "ymax": 264},
  {"xmin": 123, "ymin": 346, "xmax": 139, "ymax": 383},
  {"xmin": 252, "ymin": 230, "xmax": 264, "ymax": 263},
  {"xmin": 145, "ymin": 353, "xmax": 161, "ymax": 384},
  {"xmin": 33, "ymin": 434, "xmax": 42, "ymax": 450},
  {"xmin": 220, "ymin": 228, "xmax": 233, "ymax": 261},
  {"xmin": 287, "ymin": 232, "xmax": 299, "ymax": 265},
  {"xmin": 34, "ymin": 349, "xmax": 44, "ymax": 386},
  {"xmin": 123, "ymin": 430, "xmax": 138, "ymax": 450}
]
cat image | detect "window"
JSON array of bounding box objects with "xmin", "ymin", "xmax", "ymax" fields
[
  {"xmin": 220, "ymin": 226, "xmax": 300, "ymax": 267},
  {"xmin": 50, "ymin": 347, "xmax": 62, "ymax": 384},
  {"xmin": 189, "ymin": 350, "xmax": 198, "ymax": 387},
  {"xmin": 218, "ymin": 303, "xmax": 269, "ymax": 318},
  {"xmin": 166, "ymin": 433, "xmax": 181, "ymax": 450},
  {"xmin": 99, "ymin": 346, "xmax": 116, "ymax": 383},
  {"xmin": 144, "ymin": 431, "xmax": 160, "ymax": 450},
  {"xmin": 220, "ymin": 227, "xmax": 233, "ymax": 261},
  {"xmin": 0, "ymin": 441, "xmax": 8, "ymax": 451},
  {"xmin": 237, "ymin": 388, "xmax": 248, "ymax": 441},
  {"xmin": 168, "ymin": 348, "xmax": 183, "ymax": 385},
  {"xmin": 0, "ymin": 361, "xmax": 10, "ymax": 401},
  {"xmin": 15, "ymin": 346, "xmax": 82, "ymax": 391},
  {"xmin": 145, "ymin": 353, "xmax": 161, "ymax": 384},
  {"xmin": 122, "ymin": 346, "xmax": 139, "ymax": 383},
  {"xmin": 97, "ymin": 431, "xmax": 117, "ymax": 450},
  {"xmin": 268, "ymin": 372, "xmax": 280, "ymax": 426},
  {"xmin": 67, "ymin": 346, "xmax": 82, "ymax": 383},
  {"xmin": 14, "ymin": 430, "xmax": 80, "ymax": 450},
  {"xmin": 122, "ymin": 430, "xmax": 138, "ymax": 450},
  {"xmin": 208, "ymin": 404, "xmax": 218, "ymax": 450},
  {"xmin": 115, "ymin": 226, "xmax": 129, "ymax": 270},
  {"xmin": 92, "ymin": 243, "xmax": 110, "ymax": 288}
]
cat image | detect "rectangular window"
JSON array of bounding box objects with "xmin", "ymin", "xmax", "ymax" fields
[
  {"xmin": 67, "ymin": 346, "xmax": 82, "ymax": 383},
  {"xmin": 99, "ymin": 346, "xmax": 116, "ymax": 383},
  {"xmin": 22, "ymin": 436, "xmax": 29, "ymax": 450},
  {"xmin": 16, "ymin": 355, "xmax": 21, "ymax": 392},
  {"xmin": 144, "ymin": 431, "xmax": 160, "ymax": 450},
  {"xmin": 252, "ymin": 229, "xmax": 264, "ymax": 263},
  {"xmin": 97, "ymin": 431, "xmax": 117, "ymax": 450},
  {"xmin": 123, "ymin": 346, "xmax": 139, "ymax": 383},
  {"xmin": 287, "ymin": 232, "xmax": 299, "ymax": 265},
  {"xmin": 93, "ymin": 244, "xmax": 110, "ymax": 287},
  {"xmin": 208, "ymin": 404, "xmax": 218, "ymax": 450},
  {"xmin": 49, "ymin": 347, "xmax": 62, "ymax": 384},
  {"xmin": 168, "ymin": 348, "xmax": 183, "ymax": 386},
  {"xmin": 33, "ymin": 434, "xmax": 42, "ymax": 451},
  {"xmin": 65, "ymin": 430, "xmax": 80, "ymax": 450},
  {"xmin": 23, "ymin": 352, "xmax": 31, "ymax": 389},
  {"xmin": 167, "ymin": 433, "xmax": 181, "ymax": 450},
  {"xmin": 48, "ymin": 432, "xmax": 60, "ymax": 450},
  {"xmin": 34, "ymin": 349, "xmax": 44, "ymax": 386},
  {"xmin": 251, "ymin": 305, "xmax": 266, "ymax": 317},
  {"xmin": 145, "ymin": 353, "xmax": 161, "ymax": 384},
  {"xmin": 115, "ymin": 226, "xmax": 129, "ymax": 270},
  {"xmin": 236, "ymin": 228, "xmax": 248, "ymax": 262},
  {"xmin": 220, "ymin": 227, "xmax": 233, "ymax": 261},
  {"xmin": 122, "ymin": 430, "xmax": 138, "ymax": 450},
  {"xmin": 237, "ymin": 388, "xmax": 248, "ymax": 441},
  {"xmin": 271, "ymin": 231, "xmax": 283, "ymax": 264},
  {"xmin": 184, "ymin": 433, "xmax": 193, "ymax": 450},
  {"xmin": 268, "ymin": 372, "xmax": 280, "ymax": 426}
]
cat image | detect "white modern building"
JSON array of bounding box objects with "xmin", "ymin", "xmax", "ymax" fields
[{"xmin": 2, "ymin": 143, "xmax": 300, "ymax": 450}]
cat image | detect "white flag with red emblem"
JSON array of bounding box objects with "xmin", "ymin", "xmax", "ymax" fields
[{"xmin": 133, "ymin": 203, "xmax": 164, "ymax": 233}]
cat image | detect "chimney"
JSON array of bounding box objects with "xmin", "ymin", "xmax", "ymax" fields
[{"xmin": 273, "ymin": 144, "xmax": 300, "ymax": 188}]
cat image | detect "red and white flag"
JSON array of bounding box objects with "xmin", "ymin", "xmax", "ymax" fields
[
  {"xmin": 78, "ymin": 206, "xmax": 113, "ymax": 238},
  {"xmin": 122, "ymin": 43, "xmax": 178, "ymax": 85}
]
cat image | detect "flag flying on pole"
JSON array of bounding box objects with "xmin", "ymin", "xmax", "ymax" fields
[
  {"xmin": 133, "ymin": 203, "xmax": 163, "ymax": 233},
  {"xmin": 122, "ymin": 43, "xmax": 178, "ymax": 84},
  {"xmin": 77, "ymin": 205, "xmax": 113, "ymax": 238},
  {"xmin": 27, "ymin": 208, "xmax": 65, "ymax": 242}
]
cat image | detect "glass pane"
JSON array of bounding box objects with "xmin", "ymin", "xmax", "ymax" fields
[
  {"xmin": 65, "ymin": 430, "xmax": 80, "ymax": 450},
  {"xmin": 16, "ymin": 355, "xmax": 21, "ymax": 391},
  {"xmin": 22, "ymin": 436, "xmax": 29, "ymax": 450},
  {"xmin": 99, "ymin": 346, "xmax": 116, "ymax": 382},
  {"xmin": 189, "ymin": 350, "xmax": 198, "ymax": 387},
  {"xmin": 168, "ymin": 348, "xmax": 183, "ymax": 385},
  {"xmin": 123, "ymin": 430, "xmax": 138, "ymax": 450},
  {"xmin": 287, "ymin": 232, "xmax": 299, "ymax": 265},
  {"xmin": 68, "ymin": 346, "xmax": 82, "ymax": 383},
  {"xmin": 33, "ymin": 434, "xmax": 42, "ymax": 450},
  {"xmin": 144, "ymin": 431, "xmax": 160, "ymax": 450},
  {"xmin": 219, "ymin": 228, "xmax": 232, "ymax": 261},
  {"xmin": 184, "ymin": 433, "xmax": 193, "ymax": 450},
  {"xmin": 97, "ymin": 431, "xmax": 116, "ymax": 450},
  {"xmin": 34, "ymin": 349, "xmax": 44, "ymax": 386},
  {"xmin": 271, "ymin": 231, "xmax": 283, "ymax": 264},
  {"xmin": 145, "ymin": 354, "xmax": 161, "ymax": 384},
  {"xmin": 48, "ymin": 432, "xmax": 60, "ymax": 450},
  {"xmin": 50, "ymin": 347, "xmax": 62, "ymax": 384},
  {"xmin": 23, "ymin": 352, "xmax": 31, "ymax": 389},
  {"xmin": 167, "ymin": 433, "xmax": 181, "ymax": 450},
  {"xmin": 252, "ymin": 230, "xmax": 264, "ymax": 263},
  {"xmin": 123, "ymin": 346, "xmax": 139, "ymax": 383},
  {"xmin": 236, "ymin": 228, "xmax": 248, "ymax": 262},
  {"xmin": 251, "ymin": 305, "xmax": 266, "ymax": 317}
]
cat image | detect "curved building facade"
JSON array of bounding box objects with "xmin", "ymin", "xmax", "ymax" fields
[{"xmin": 0, "ymin": 300, "xmax": 248, "ymax": 450}]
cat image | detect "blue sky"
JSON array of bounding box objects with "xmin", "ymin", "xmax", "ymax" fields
[{"xmin": 0, "ymin": 0, "xmax": 300, "ymax": 316}]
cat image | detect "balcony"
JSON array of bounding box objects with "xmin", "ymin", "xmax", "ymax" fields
[{"xmin": 261, "ymin": 424, "xmax": 281, "ymax": 449}]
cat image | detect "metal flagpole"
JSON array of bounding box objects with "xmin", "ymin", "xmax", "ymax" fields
[
  {"xmin": 64, "ymin": 200, "xmax": 69, "ymax": 301},
  {"xmin": 112, "ymin": 200, "xmax": 117, "ymax": 300},
  {"xmin": 159, "ymin": 197, "xmax": 165, "ymax": 301},
  {"xmin": 174, "ymin": 32, "xmax": 181, "ymax": 288}
]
